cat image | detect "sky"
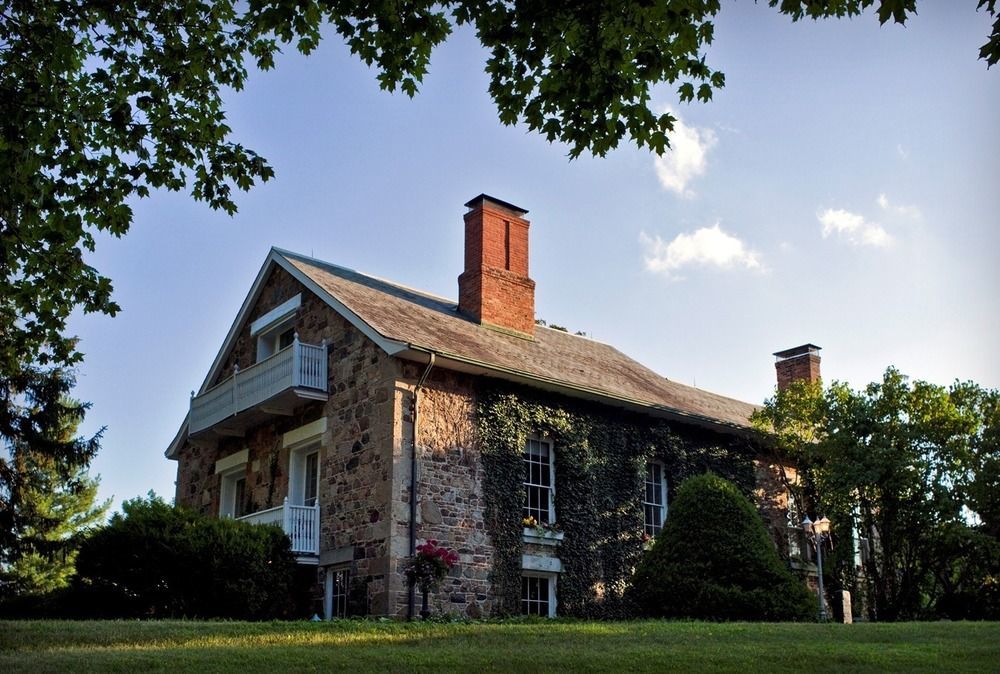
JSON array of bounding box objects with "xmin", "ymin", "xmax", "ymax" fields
[{"xmin": 67, "ymin": 3, "xmax": 999, "ymax": 514}]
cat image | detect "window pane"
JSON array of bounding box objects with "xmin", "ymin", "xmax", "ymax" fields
[
  {"xmin": 234, "ymin": 477, "xmax": 246, "ymax": 517},
  {"xmin": 643, "ymin": 462, "xmax": 667, "ymax": 537},
  {"xmin": 333, "ymin": 569, "xmax": 349, "ymax": 618},
  {"xmin": 523, "ymin": 439, "xmax": 553, "ymax": 524},
  {"xmin": 521, "ymin": 576, "xmax": 551, "ymax": 617},
  {"xmin": 304, "ymin": 451, "xmax": 319, "ymax": 506}
]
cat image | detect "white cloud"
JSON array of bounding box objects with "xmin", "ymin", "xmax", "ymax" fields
[
  {"xmin": 896, "ymin": 144, "xmax": 909, "ymax": 159},
  {"xmin": 653, "ymin": 114, "xmax": 717, "ymax": 197},
  {"xmin": 818, "ymin": 208, "xmax": 893, "ymax": 247},
  {"xmin": 640, "ymin": 224, "xmax": 763, "ymax": 279},
  {"xmin": 877, "ymin": 192, "xmax": 921, "ymax": 219}
]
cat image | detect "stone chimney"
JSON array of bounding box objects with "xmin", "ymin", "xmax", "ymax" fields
[
  {"xmin": 458, "ymin": 194, "xmax": 536, "ymax": 336},
  {"xmin": 773, "ymin": 344, "xmax": 822, "ymax": 391}
]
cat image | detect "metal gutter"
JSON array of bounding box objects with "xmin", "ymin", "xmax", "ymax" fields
[{"xmin": 407, "ymin": 353, "xmax": 435, "ymax": 620}]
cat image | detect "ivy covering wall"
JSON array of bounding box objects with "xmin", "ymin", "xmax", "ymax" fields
[{"xmin": 477, "ymin": 385, "xmax": 758, "ymax": 618}]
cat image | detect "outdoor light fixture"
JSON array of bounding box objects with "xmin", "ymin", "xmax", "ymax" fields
[{"xmin": 802, "ymin": 515, "xmax": 832, "ymax": 621}]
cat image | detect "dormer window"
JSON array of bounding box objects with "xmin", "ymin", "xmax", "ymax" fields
[{"xmin": 250, "ymin": 294, "xmax": 301, "ymax": 362}]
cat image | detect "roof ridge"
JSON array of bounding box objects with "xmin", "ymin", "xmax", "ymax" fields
[{"xmin": 273, "ymin": 247, "xmax": 458, "ymax": 307}]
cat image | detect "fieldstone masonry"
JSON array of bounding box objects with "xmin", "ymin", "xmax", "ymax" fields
[{"xmin": 175, "ymin": 266, "xmax": 807, "ymax": 618}]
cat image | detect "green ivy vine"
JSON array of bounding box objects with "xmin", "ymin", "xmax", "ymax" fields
[{"xmin": 477, "ymin": 383, "xmax": 758, "ymax": 618}]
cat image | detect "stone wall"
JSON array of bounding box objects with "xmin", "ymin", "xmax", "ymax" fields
[
  {"xmin": 387, "ymin": 365, "xmax": 495, "ymax": 618},
  {"xmin": 174, "ymin": 265, "xmax": 399, "ymax": 615}
]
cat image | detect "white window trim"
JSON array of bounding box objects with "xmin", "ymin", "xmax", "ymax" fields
[
  {"xmin": 523, "ymin": 435, "xmax": 555, "ymax": 525},
  {"xmin": 282, "ymin": 418, "xmax": 327, "ymax": 449},
  {"xmin": 249, "ymin": 294, "xmax": 301, "ymax": 337},
  {"xmin": 643, "ymin": 460, "xmax": 668, "ymax": 537},
  {"xmin": 215, "ymin": 449, "xmax": 248, "ymax": 475},
  {"xmin": 521, "ymin": 571, "xmax": 558, "ymax": 618}
]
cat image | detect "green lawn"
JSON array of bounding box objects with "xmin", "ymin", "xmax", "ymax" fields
[{"xmin": 1, "ymin": 619, "xmax": 997, "ymax": 673}]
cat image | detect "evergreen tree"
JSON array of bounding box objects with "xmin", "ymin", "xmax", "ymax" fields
[{"xmin": 1, "ymin": 396, "xmax": 107, "ymax": 596}]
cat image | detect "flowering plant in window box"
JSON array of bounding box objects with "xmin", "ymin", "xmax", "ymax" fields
[
  {"xmin": 642, "ymin": 532, "xmax": 655, "ymax": 552},
  {"xmin": 522, "ymin": 516, "xmax": 564, "ymax": 545},
  {"xmin": 405, "ymin": 539, "xmax": 459, "ymax": 619}
]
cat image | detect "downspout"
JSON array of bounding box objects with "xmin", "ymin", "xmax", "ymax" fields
[{"xmin": 407, "ymin": 352, "xmax": 435, "ymax": 620}]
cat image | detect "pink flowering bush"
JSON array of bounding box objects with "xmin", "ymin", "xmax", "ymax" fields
[{"xmin": 405, "ymin": 540, "xmax": 459, "ymax": 594}]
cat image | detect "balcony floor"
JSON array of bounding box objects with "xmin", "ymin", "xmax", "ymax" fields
[{"xmin": 190, "ymin": 387, "xmax": 328, "ymax": 443}]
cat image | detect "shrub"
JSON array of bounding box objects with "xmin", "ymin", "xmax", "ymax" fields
[
  {"xmin": 67, "ymin": 495, "xmax": 310, "ymax": 619},
  {"xmin": 631, "ymin": 473, "xmax": 814, "ymax": 621}
]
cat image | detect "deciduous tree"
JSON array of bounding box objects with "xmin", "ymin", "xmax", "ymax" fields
[{"xmin": 753, "ymin": 369, "xmax": 1000, "ymax": 620}]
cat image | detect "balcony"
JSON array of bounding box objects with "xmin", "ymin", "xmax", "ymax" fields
[
  {"xmin": 189, "ymin": 338, "xmax": 328, "ymax": 437},
  {"xmin": 237, "ymin": 498, "xmax": 320, "ymax": 558}
]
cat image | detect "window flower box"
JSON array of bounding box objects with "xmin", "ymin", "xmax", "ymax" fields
[{"xmin": 523, "ymin": 526, "xmax": 564, "ymax": 547}]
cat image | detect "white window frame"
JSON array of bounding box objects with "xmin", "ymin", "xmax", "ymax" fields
[
  {"xmin": 523, "ymin": 436, "xmax": 555, "ymax": 525},
  {"xmin": 324, "ymin": 566, "xmax": 350, "ymax": 619},
  {"xmin": 643, "ymin": 461, "xmax": 668, "ymax": 537},
  {"xmin": 219, "ymin": 465, "xmax": 248, "ymax": 519},
  {"xmin": 521, "ymin": 572, "xmax": 557, "ymax": 617},
  {"xmin": 283, "ymin": 419, "xmax": 325, "ymax": 507},
  {"xmin": 288, "ymin": 441, "xmax": 321, "ymax": 507}
]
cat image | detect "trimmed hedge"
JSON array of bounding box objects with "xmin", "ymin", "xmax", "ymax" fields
[
  {"xmin": 631, "ymin": 473, "xmax": 814, "ymax": 621},
  {"xmin": 2, "ymin": 495, "xmax": 312, "ymax": 619}
]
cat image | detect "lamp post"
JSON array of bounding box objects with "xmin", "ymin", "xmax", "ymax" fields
[{"xmin": 802, "ymin": 515, "xmax": 832, "ymax": 622}]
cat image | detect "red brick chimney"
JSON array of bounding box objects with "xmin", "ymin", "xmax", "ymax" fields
[
  {"xmin": 773, "ymin": 344, "xmax": 822, "ymax": 391},
  {"xmin": 458, "ymin": 194, "xmax": 536, "ymax": 336}
]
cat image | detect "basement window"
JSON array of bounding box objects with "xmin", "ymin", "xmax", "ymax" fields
[
  {"xmin": 521, "ymin": 573, "xmax": 557, "ymax": 617},
  {"xmin": 324, "ymin": 567, "xmax": 350, "ymax": 619}
]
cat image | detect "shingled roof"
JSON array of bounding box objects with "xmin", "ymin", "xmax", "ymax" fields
[{"xmin": 278, "ymin": 249, "xmax": 758, "ymax": 431}]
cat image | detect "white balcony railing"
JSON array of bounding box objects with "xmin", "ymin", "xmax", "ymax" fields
[
  {"xmin": 189, "ymin": 337, "xmax": 327, "ymax": 435},
  {"xmin": 237, "ymin": 498, "xmax": 320, "ymax": 556}
]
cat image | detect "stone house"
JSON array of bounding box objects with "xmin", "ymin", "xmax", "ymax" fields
[{"xmin": 166, "ymin": 194, "xmax": 820, "ymax": 619}]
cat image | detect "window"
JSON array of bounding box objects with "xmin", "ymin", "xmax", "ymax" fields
[
  {"xmin": 303, "ymin": 450, "xmax": 319, "ymax": 507},
  {"xmin": 277, "ymin": 327, "xmax": 295, "ymax": 350},
  {"xmin": 289, "ymin": 442, "xmax": 321, "ymax": 507},
  {"xmin": 787, "ymin": 490, "xmax": 803, "ymax": 559},
  {"xmin": 523, "ymin": 438, "xmax": 554, "ymax": 524},
  {"xmin": 250, "ymin": 294, "xmax": 302, "ymax": 362},
  {"xmin": 521, "ymin": 573, "xmax": 556, "ymax": 617},
  {"xmin": 324, "ymin": 567, "xmax": 349, "ymax": 619},
  {"xmin": 643, "ymin": 461, "xmax": 668, "ymax": 537},
  {"xmin": 257, "ymin": 324, "xmax": 295, "ymax": 362},
  {"xmin": 219, "ymin": 467, "xmax": 247, "ymax": 518}
]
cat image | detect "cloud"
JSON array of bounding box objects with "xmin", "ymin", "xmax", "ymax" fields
[
  {"xmin": 653, "ymin": 114, "xmax": 717, "ymax": 197},
  {"xmin": 877, "ymin": 193, "xmax": 921, "ymax": 219},
  {"xmin": 818, "ymin": 208, "xmax": 893, "ymax": 247},
  {"xmin": 896, "ymin": 144, "xmax": 909, "ymax": 160},
  {"xmin": 640, "ymin": 224, "xmax": 763, "ymax": 279}
]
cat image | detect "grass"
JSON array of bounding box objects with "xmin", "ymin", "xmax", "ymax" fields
[{"xmin": 1, "ymin": 619, "xmax": 998, "ymax": 673}]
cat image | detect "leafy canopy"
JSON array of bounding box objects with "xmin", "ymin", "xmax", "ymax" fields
[{"xmin": 2, "ymin": 0, "xmax": 996, "ymax": 500}]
